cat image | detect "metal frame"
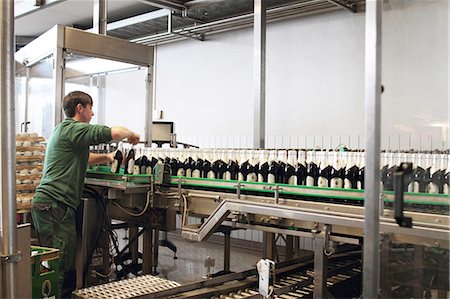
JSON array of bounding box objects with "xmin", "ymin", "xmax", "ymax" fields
[
  {"xmin": 93, "ymin": 0, "xmax": 108, "ymax": 35},
  {"xmin": 0, "ymin": 0, "xmax": 18, "ymax": 298},
  {"xmin": 140, "ymin": 0, "xmax": 187, "ymax": 13},
  {"xmin": 170, "ymin": 182, "xmax": 448, "ymax": 297},
  {"xmin": 363, "ymin": 1, "xmax": 382, "ymax": 298},
  {"xmin": 15, "ymin": 25, "xmax": 155, "ymax": 142},
  {"xmin": 180, "ymin": 197, "xmax": 449, "ymax": 246},
  {"xmin": 253, "ymin": 0, "xmax": 266, "ymax": 149}
]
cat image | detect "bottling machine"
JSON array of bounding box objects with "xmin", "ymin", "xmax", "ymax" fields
[{"xmin": 73, "ymin": 147, "xmax": 449, "ymax": 298}]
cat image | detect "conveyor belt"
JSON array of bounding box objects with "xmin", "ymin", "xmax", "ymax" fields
[
  {"xmin": 166, "ymin": 177, "xmax": 449, "ymax": 215},
  {"xmin": 162, "ymin": 252, "xmax": 361, "ymax": 299},
  {"xmin": 85, "ymin": 168, "xmax": 449, "ymax": 213},
  {"xmin": 194, "ymin": 254, "xmax": 362, "ymax": 299}
]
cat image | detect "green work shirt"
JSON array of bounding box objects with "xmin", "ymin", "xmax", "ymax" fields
[{"xmin": 34, "ymin": 118, "xmax": 112, "ymax": 210}]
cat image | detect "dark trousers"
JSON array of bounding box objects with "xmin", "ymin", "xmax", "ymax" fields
[{"xmin": 31, "ymin": 197, "xmax": 76, "ymax": 299}]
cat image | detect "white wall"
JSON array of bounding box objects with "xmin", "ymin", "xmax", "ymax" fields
[{"xmin": 154, "ymin": 0, "xmax": 448, "ymax": 150}]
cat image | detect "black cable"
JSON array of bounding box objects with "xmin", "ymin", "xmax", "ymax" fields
[{"xmin": 81, "ymin": 186, "xmax": 118, "ymax": 280}]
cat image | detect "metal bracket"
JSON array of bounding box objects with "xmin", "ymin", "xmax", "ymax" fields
[
  {"xmin": 0, "ymin": 251, "xmax": 22, "ymax": 263},
  {"xmin": 273, "ymin": 184, "xmax": 280, "ymax": 204},
  {"xmin": 177, "ymin": 178, "xmax": 185, "ymax": 198},
  {"xmin": 323, "ymin": 224, "xmax": 335, "ymax": 256},
  {"xmin": 326, "ymin": 0, "xmax": 357, "ymax": 13},
  {"xmin": 172, "ymin": 30, "xmax": 204, "ymax": 42},
  {"xmin": 234, "ymin": 182, "xmax": 245, "ymax": 200},
  {"xmin": 393, "ymin": 162, "xmax": 413, "ymax": 228}
]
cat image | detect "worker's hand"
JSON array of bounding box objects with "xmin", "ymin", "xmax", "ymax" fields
[
  {"xmin": 107, "ymin": 151, "xmax": 116, "ymax": 163},
  {"xmin": 127, "ymin": 133, "xmax": 140, "ymax": 145}
]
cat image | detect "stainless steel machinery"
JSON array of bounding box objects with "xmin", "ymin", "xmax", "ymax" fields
[{"xmin": 79, "ymin": 160, "xmax": 449, "ymax": 298}]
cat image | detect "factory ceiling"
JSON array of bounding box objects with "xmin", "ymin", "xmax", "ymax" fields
[{"xmin": 15, "ymin": 0, "xmax": 364, "ymax": 48}]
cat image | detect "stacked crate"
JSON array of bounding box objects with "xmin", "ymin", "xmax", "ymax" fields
[{"xmin": 16, "ymin": 133, "xmax": 45, "ymax": 210}]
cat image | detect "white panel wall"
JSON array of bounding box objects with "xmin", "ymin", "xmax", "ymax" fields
[{"xmin": 154, "ymin": 0, "xmax": 448, "ymax": 150}]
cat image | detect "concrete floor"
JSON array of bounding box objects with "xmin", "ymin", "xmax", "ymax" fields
[{"xmin": 155, "ymin": 233, "xmax": 263, "ymax": 284}]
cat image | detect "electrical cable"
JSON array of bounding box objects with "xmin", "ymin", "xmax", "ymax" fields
[
  {"xmin": 81, "ymin": 187, "xmax": 108, "ymax": 279},
  {"xmin": 111, "ymin": 189, "xmax": 151, "ymax": 217},
  {"xmin": 82, "ymin": 186, "xmax": 118, "ymax": 280},
  {"xmin": 181, "ymin": 193, "xmax": 188, "ymax": 227}
]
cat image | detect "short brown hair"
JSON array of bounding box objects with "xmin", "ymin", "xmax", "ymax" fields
[{"xmin": 63, "ymin": 91, "xmax": 93, "ymax": 117}]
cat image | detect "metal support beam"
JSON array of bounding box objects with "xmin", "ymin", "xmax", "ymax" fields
[
  {"xmin": 363, "ymin": 0, "xmax": 382, "ymax": 298},
  {"xmin": 54, "ymin": 44, "xmax": 65, "ymax": 125},
  {"xmin": 93, "ymin": 75, "xmax": 106, "ymax": 125},
  {"xmin": 93, "ymin": 0, "xmax": 108, "ymax": 35},
  {"xmin": 107, "ymin": 9, "xmax": 171, "ymax": 31},
  {"xmin": 142, "ymin": 226, "xmax": 153, "ymax": 274},
  {"xmin": 0, "ymin": 0, "xmax": 18, "ymax": 298},
  {"xmin": 253, "ymin": 0, "xmax": 266, "ymax": 149},
  {"xmin": 262, "ymin": 232, "xmax": 275, "ymax": 260},
  {"xmin": 145, "ymin": 65, "xmax": 154, "ymax": 144},
  {"xmin": 326, "ymin": 0, "xmax": 356, "ymax": 13},
  {"xmin": 285, "ymin": 235, "xmax": 294, "ymax": 260},
  {"xmin": 129, "ymin": 226, "xmax": 139, "ymax": 265},
  {"xmin": 223, "ymin": 232, "xmax": 231, "ymax": 272},
  {"xmin": 380, "ymin": 234, "xmax": 391, "ymax": 298},
  {"xmin": 313, "ymin": 236, "xmax": 327, "ymax": 299},
  {"xmin": 14, "ymin": 0, "xmax": 67, "ymax": 19},
  {"xmin": 23, "ymin": 67, "xmax": 30, "ymax": 132},
  {"xmin": 413, "ymin": 245, "xmax": 424, "ymax": 298},
  {"xmin": 139, "ymin": 0, "xmax": 187, "ymax": 12},
  {"xmin": 152, "ymin": 228, "xmax": 159, "ymax": 274}
]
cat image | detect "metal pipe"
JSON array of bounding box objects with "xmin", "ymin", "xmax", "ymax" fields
[
  {"xmin": 168, "ymin": 10, "xmax": 172, "ymax": 33},
  {"xmin": 139, "ymin": 0, "xmax": 187, "ymax": 12},
  {"xmin": 253, "ymin": 0, "xmax": 266, "ymax": 149},
  {"xmin": 24, "ymin": 67, "xmax": 30, "ymax": 132},
  {"xmin": 132, "ymin": 0, "xmax": 337, "ymax": 45},
  {"xmin": 325, "ymin": 0, "xmax": 356, "ymax": 13},
  {"xmin": 145, "ymin": 64, "xmax": 154, "ymax": 145},
  {"xmin": 0, "ymin": 0, "xmax": 18, "ymax": 297},
  {"xmin": 53, "ymin": 40, "xmax": 65, "ymax": 125},
  {"xmin": 150, "ymin": 5, "xmax": 337, "ymax": 45},
  {"xmin": 184, "ymin": 0, "xmax": 223, "ymax": 9},
  {"xmin": 93, "ymin": 0, "xmax": 108, "ymax": 35},
  {"xmin": 362, "ymin": 0, "xmax": 382, "ymax": 298}
]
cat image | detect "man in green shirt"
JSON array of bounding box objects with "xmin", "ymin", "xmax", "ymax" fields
[{"xmin": 31, "ymin": 91, "xmax": 140, "ymax": 298}]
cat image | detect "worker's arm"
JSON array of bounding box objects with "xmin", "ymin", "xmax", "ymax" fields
[
  {"xmin": 111, "ymin": 126, "xmax": 140, "ymax": 145},
  {"xmin": 88, "ymin": 152, "xmax": 115, "ymax": 165}
]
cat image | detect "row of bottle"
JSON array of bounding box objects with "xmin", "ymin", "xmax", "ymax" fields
[{"xmin": 108, "ymin": 146, "xmax": 450, "ymax": 194}]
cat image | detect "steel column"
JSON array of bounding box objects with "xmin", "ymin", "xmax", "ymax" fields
[
  {"xmin": 413, "ymin": 245, "xmax": 424, "ymax": 298},
  {"xmin": 253, "ymin": 0, "xmax": 266, "ymax": 149},
  {"xmin": 262, "ymin": 232, "xmax": 275, "ymax": 260},
  {"xmin": 152, "ymin": 228, "xmax": 159, "ymax": 274},
  {"xmin": 142, "ymin": 226, "xmax": 153, "ymax": 274},
  {"xmin": 92, "ymin": 75, "xmax": 106, "ymax": 125},
  {"xmin": 129, "ymin": 226, "xmax": 139, "ymax": 265},
  {"xmin": 285, "ymin": 235, "xmax": 294, "ymax": 260},
  {"xmin": 223, "ymin": 232, "xmax": 231, "ymax": 272},
  {"xmin": 0, "ymin": 0, "xmax": 18, "ymax": 297},
  {"xmin": 362, "ymin": 1, "xmax": 382, "ymax": 298},
  {"xmin": 145, "ymin": 64, "xmax": 154, "ymax": 144},
  {"xmin": 93, "ymin": 0, "xmax": 108, "ymax": 35},
  {"xmin": 380, "ymin": 234, "xmax": 391, "ymax": 298},
  {"xmin": 313, "ymin": 237, "xmax": 327, "ymax": 299},
  {"xmin": 54, "ymin": 28, "xmax": 65, "ymax": 125},
  {"xmin": 23, "ymin": 68, "xmax": 30, "ymax": 132}
]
